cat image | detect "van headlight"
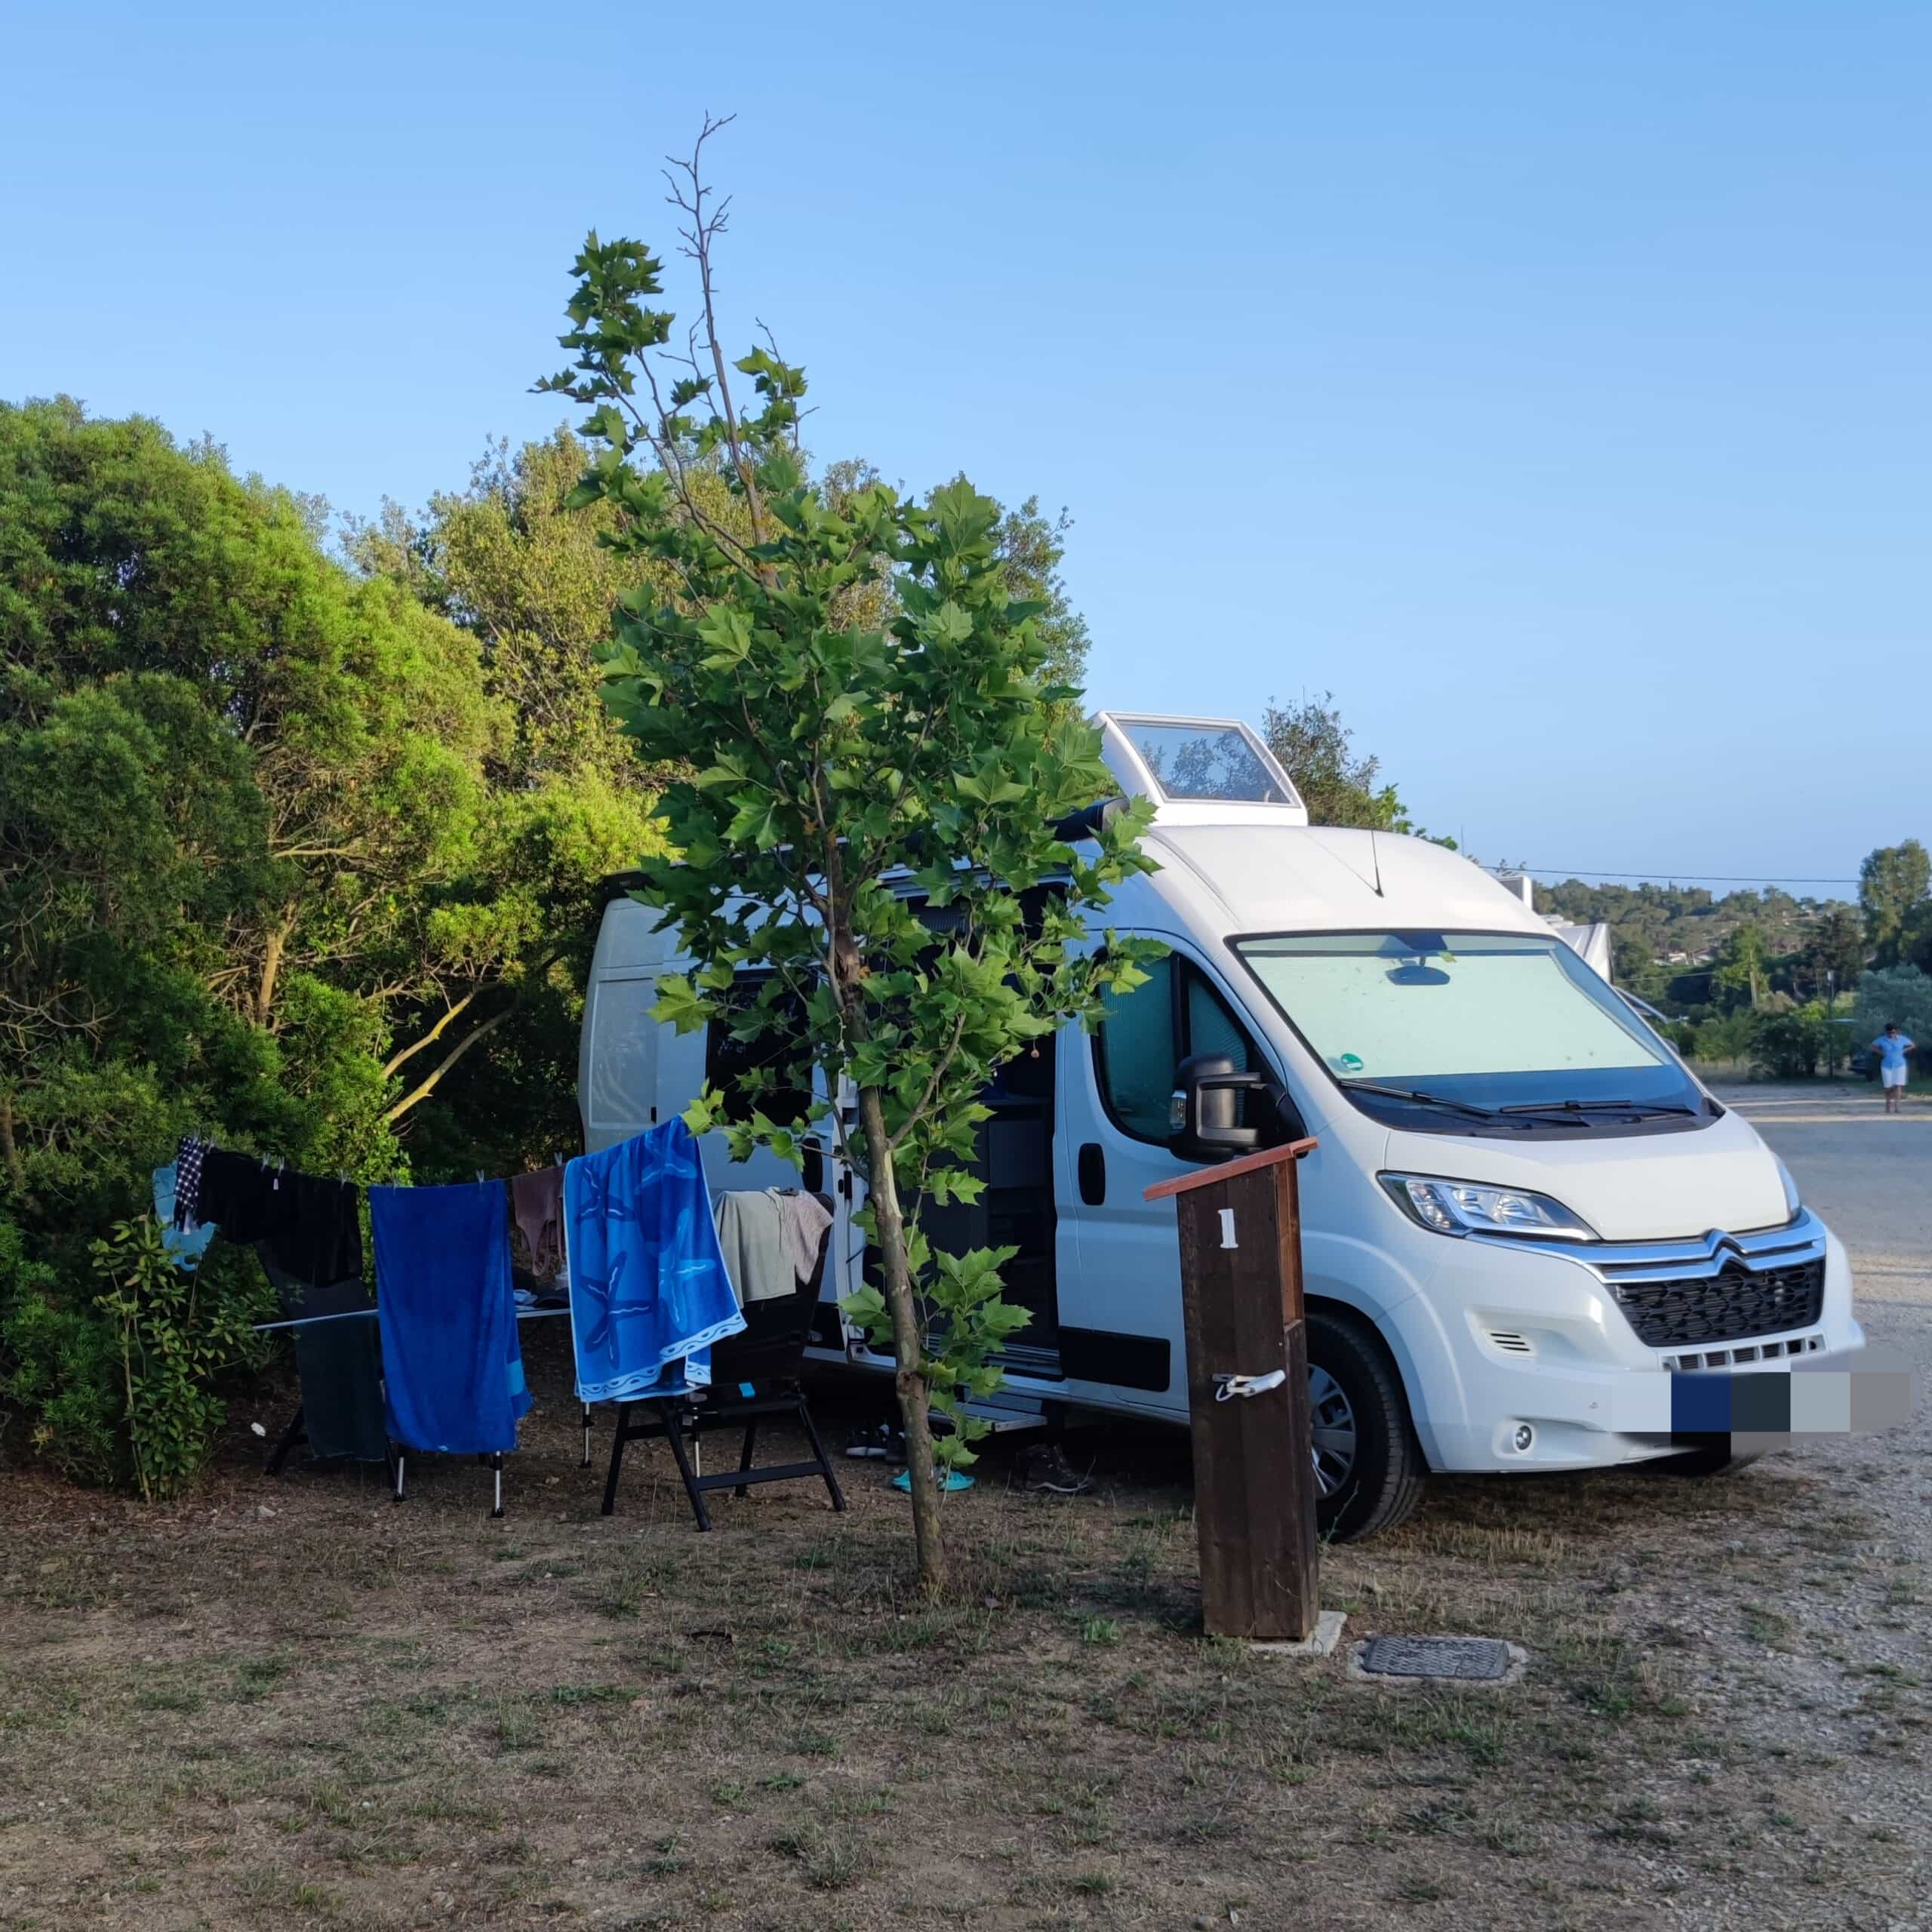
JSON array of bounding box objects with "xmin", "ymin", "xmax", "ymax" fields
[
  {"xmin": 1379, "ymin": 1173, "xmax": 1598, "ymax": 1241},
  {"xmin": 1774, "ymin": 1156, "xmax": 1802, "ymax": 1220}
]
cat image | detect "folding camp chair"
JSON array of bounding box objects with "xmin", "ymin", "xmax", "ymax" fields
[{"xmin": 600, "ymin": 1200, "xmax": 846, "ymax": 1531}]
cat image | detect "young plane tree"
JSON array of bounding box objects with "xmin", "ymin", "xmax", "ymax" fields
[{"xmin": 538, "ymin": 122, "xmax": 1154, "ymax": 1597}]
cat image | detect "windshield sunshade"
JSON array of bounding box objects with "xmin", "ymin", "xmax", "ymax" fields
[{"xmin": 1232, "ymin": 931, "xmax": 1697, "ymax": 1124}]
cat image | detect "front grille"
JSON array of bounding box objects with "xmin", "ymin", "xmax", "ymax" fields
[
  {"xmin": 1660, "ymin": 1333, "xmax": 1825, "ymax": 1374},
  {"xmin": 1613, "ymin": 1258, "xmax": 1826, "ymax": 1351}
]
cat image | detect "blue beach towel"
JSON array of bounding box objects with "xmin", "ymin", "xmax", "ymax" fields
[
  {"xmin": 565, "ymin": 1119, "xmax": 745, "ymax": 1404},
  {"xmin": 370, "ymin": 1180, "xmax": 530, "ymax": 1454}
]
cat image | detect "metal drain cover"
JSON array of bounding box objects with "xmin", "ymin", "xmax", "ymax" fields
[{"xmin": 1358, "ymin": 1635, "xmax": 1512, "ymax": 1681}]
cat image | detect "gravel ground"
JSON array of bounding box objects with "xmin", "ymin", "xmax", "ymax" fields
[{"xmin": 1611, "ymin": 1081, "xmax": 1930, "ymax": 1918}]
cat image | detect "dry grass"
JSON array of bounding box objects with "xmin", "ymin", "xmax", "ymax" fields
[{"xmin": 2, "ymin": 1331, "xmax": 1926, "ymax": 1930}]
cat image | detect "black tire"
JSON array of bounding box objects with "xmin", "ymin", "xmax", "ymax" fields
[
  {"xmin": 1306, "ymin": 1307, "xmax": 1426, "ymax": 1543},
  {"xmin": 1647, "ymin": 1437, "xmax": 1764, "ymax": 1478}
]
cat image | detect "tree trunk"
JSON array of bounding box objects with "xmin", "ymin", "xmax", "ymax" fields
[
  {"xmin": 254, "ymin": 915, "xmax": 292, "ymax": 1028},
  {"xmin": 857, "ymin": 1084, "xmax": 946, "ymax": 1601},
  {"xmin": 0, "ymin": 1091, "xmax": 37, "ymax": 1215}
]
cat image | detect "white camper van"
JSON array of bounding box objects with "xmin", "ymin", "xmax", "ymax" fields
[{"xmin": 580, "ymin": 714, "xmax": 1863, "ymax": 1540}]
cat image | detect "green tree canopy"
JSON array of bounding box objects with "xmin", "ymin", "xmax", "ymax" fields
[
  {"xmin": 345, "ymin": 427, "xmax": 680, "ymax": 792},
  {"xmin": 1259, "ymin": 692, "xmax": 1441, "ymax": 835},
  {"xmin": 538, "ymin": 133, "xmax": 1153, "ymax": 1596},
  {"xmin": 1801, "ymin": 905, "xmax": 1867, "ymax": 997},
  {"xmin": 1860, "ymin": 840, "xmax": 1930, "ymax": 968},
  {"xmin": 1711, "ymin": 921, "xmax": 1769, "ymax": 1011},
  {"xmin": 1852, "ymin": 964, "xmax": 1932, "ymax": 1048},
  {"xmin": 0, "ymin": 395, "xmax": 657, "ymax": 1487}
]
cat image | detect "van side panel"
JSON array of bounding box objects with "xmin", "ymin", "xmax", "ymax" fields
[
  {"xmin": 580, "ymin": 898, "xmax": 678, "ymax": 1153},
  {"xmin": 580, "ymin": 973, "xmax": 662, "ymax": 1153}
]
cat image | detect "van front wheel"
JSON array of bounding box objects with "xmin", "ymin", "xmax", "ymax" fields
[{"xmin": 1306, "ymin": 1309, "xmax": 1426, "ymax": 1543}]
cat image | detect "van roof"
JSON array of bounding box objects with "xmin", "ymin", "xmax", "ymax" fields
[
  {"xmin": 592, "ymin": 826, "xmax": 1547, "ymax": 975},
  {"xmin": 1137, "ymin": 824, "xmax": 1549, "ymax": 938}
]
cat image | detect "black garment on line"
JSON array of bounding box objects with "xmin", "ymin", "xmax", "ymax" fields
[
  {"xmin": 197, "ymin": 1152, "xmax": 362, "ymax": 1287},
  {"xmin": 257, "ymin": 1250, "xmax": 387, "ymax": 1464}
]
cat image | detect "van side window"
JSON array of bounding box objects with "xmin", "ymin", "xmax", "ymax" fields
[
  {"xmin": 705, "ymin": 974, "xmax": 814, "ymax": 1128},
  {"xmin": 1095, "ymin": 955, "xmax": 1179, "ymax": 1139},
  {"xmin": 1186, "ymin": 971, "xmax": 1251, "ymax": 1078},
  {"xmin": 1094, "ymin": 955, "xmax": 1260, "ymax": 1144}
]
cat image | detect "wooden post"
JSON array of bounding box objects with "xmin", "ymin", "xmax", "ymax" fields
[{"xmin": 1146, "ymin": 1139, "xmax": 1320, "ymax": 1642}]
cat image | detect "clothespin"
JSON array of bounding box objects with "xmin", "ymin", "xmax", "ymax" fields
[{"xmin": 476, "ymin": 1169, "xmax": 486, "ymax": 1184}]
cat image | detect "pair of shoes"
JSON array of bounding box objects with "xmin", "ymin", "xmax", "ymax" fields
[
  {"xmin": 845, "ymin": 1423, "xmax": 906, "ymax": 1463},
  {"xmin": 1020, "ymin": 1443, "xmax": 1094, "ymax": 1496},
  {"xmin": 891, "ymin": 1468, "xmax": 975, "ymax": 1494}
]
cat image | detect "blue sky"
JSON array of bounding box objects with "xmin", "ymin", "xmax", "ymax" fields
[{"xmin": 5, "ymin": 1, "xmax": 1926, "ymax": 888}]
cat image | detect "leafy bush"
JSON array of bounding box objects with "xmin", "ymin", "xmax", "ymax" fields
[
  {"xmin": 0, "ymin": 398, "xmax": 654, "ymax": 1493},
  {"xmin": 2, "ymin": 1214, "xmax": 275, "ymax": 1493},
  {"xmin": 1686, "ymin": 1008, "xmax": 1761, "ymax": 1066},
  {"xmin": 1750, "ymin": 1008, "xmax": 1829, "ymax": 1080},
  {"xmin": 1851, "ymin": 964, "xmax": 1932, "ymax": 1051},
  {"xmin": 0, "ymin": 1216, "xmax": 122, "ymax": 1487},
  {"xmin": 88, "ymin": 1219, "xmax": 275, "ymax": 1500}
]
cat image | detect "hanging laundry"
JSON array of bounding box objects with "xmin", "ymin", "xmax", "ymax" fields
[
  {"xmin": 712, "ymin": 1189, "xmax": 831, "ymax": 1303},
  {"xmin": 172, "ymin": 1135, "xmax": 209, "ymax": 1232},
  {"xmin": 564, "ymin": 1118, "xmax": 743, "ymax": 1404},
  {"xmin": 192, "ymin": 1149, "xmax": 283, "ymax": 1244},
  {"xmin": 291, "ymin": 1319, "xmax": 390, "ymax": 1463},
  {"xmin": 714, "ymin": 1190, "xmax": 800, "ymax": 1306},
  {"xmin": 509, "ymin": 1164, "xmax": 565, "ymax": 1281},
  {"xmin": 263, "ymin": 1172, "xmax": 362, "ymax": 1289},
  {"xmin": 152, "ymin": 1164, "xmax": 217, "ymax": 1272},
  {"xmin": 776, "ymin": 1189, "xmax": 833, "ymax": 1289},
  {"xmin": 370, "ymin": 1180, "xmax": 529, "ymax": 1455},
  {"xmin": 257, "ymin": 1251, "xmax": 387, "ymax": 1464},
  {"xmin": 193, "ymin": 1154, "xmax": 361, "ymax": 1291}
]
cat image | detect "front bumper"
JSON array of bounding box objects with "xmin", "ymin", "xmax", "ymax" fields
[{"xmin": 1380, "ymin": 1210, "xmax": 1865, "ymax": 1474}]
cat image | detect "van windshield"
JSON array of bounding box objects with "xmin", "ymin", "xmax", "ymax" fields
[{"xmin": 1234, "ymin": 931, "xmax": 1705, "ymax": 1126}]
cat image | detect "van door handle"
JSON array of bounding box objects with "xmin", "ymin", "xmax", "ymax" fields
[{"xmin": 1077, "ymin": 1143, "xmax": 1106, "ymax": 1206}]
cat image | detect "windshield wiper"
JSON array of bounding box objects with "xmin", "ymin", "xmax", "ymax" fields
[
  {"xmin": 1337, "ymin": 1079, "xmax": 1515, "ymax": 1124},
  {"xmin": 1499, "ymin": 1097, "xmax": 1697, "ymax": 1118}
]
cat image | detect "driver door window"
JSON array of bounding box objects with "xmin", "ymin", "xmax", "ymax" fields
[{"xmin": 1094, "ymin": 954, "xmax": 1256, "ymax": 1145}]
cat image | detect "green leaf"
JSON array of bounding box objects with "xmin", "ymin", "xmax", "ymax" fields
[{"xmin": 649, "ymin": 974, "xmax": 713, "ymax": 1035}]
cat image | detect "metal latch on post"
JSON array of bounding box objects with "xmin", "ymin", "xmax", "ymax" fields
[{"xmin": 1213, "ymin": 1368, "xmax": 1287, "ymax": 1402}]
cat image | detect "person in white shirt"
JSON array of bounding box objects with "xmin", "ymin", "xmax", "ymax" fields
[{"xmin": 1871, "ymin": 1022, "xmax": 1916, "ymax": 1114}]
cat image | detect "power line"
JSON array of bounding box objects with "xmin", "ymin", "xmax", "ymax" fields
[{"xmin": 1495, "ymin": 867, "xmax": 1861, "ymax": 886}]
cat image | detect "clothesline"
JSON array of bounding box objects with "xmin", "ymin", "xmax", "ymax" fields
[{"xmin": 163, "ymin": 1124, "xmax": 833, "ymax": 1515}]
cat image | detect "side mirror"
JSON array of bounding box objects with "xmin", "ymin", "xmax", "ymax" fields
[{"xmin": 1170, "ymin": 1052, "xmax": 1271, "ymax": 1161}]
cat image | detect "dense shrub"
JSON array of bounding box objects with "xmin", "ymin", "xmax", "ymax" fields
[
  {"xmin": 1851, "ymin": 965, "xmax": 1932, "ymax": 1051},
  {"xmin": 0, "ymin": 399, "xmax": 654, "ymax": 1491},
  {"xmin": 1750, "ymin": 1008, "xmax": 1829, "ymax": 1080}
]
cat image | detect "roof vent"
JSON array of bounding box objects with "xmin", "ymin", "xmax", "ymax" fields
[{"xmin": 1092, "ymin": 713, "xmax": 1309, "ymax": 828}]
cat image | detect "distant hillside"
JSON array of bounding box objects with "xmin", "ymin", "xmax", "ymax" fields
[{"xmin": 1532, "ymin": 878, "xmax": 1853, "ymax": 999}]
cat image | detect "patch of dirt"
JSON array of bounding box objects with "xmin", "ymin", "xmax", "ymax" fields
[{"xmin": 3, "ymin": 1105, "xmax": 1927, "ymax": 1931}]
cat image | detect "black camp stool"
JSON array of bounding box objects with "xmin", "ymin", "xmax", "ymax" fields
[{"xmin": 601, "ymin": 1204, "xmax": 846, "ymax": 1531}]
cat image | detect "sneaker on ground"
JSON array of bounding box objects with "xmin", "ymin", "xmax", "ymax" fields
[
  {"xmin": 846, "ymin": 1423, "xmax": 909, "ymax": 1463},
  {"xmin": 1022, "ymin": 1443, "xmax": 1094, "ymax": 1495}
]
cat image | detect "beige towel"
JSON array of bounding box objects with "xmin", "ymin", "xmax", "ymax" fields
[{"xmin": 775, "ymin": 1189, "xmax": 832, "ymax": 1287}]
